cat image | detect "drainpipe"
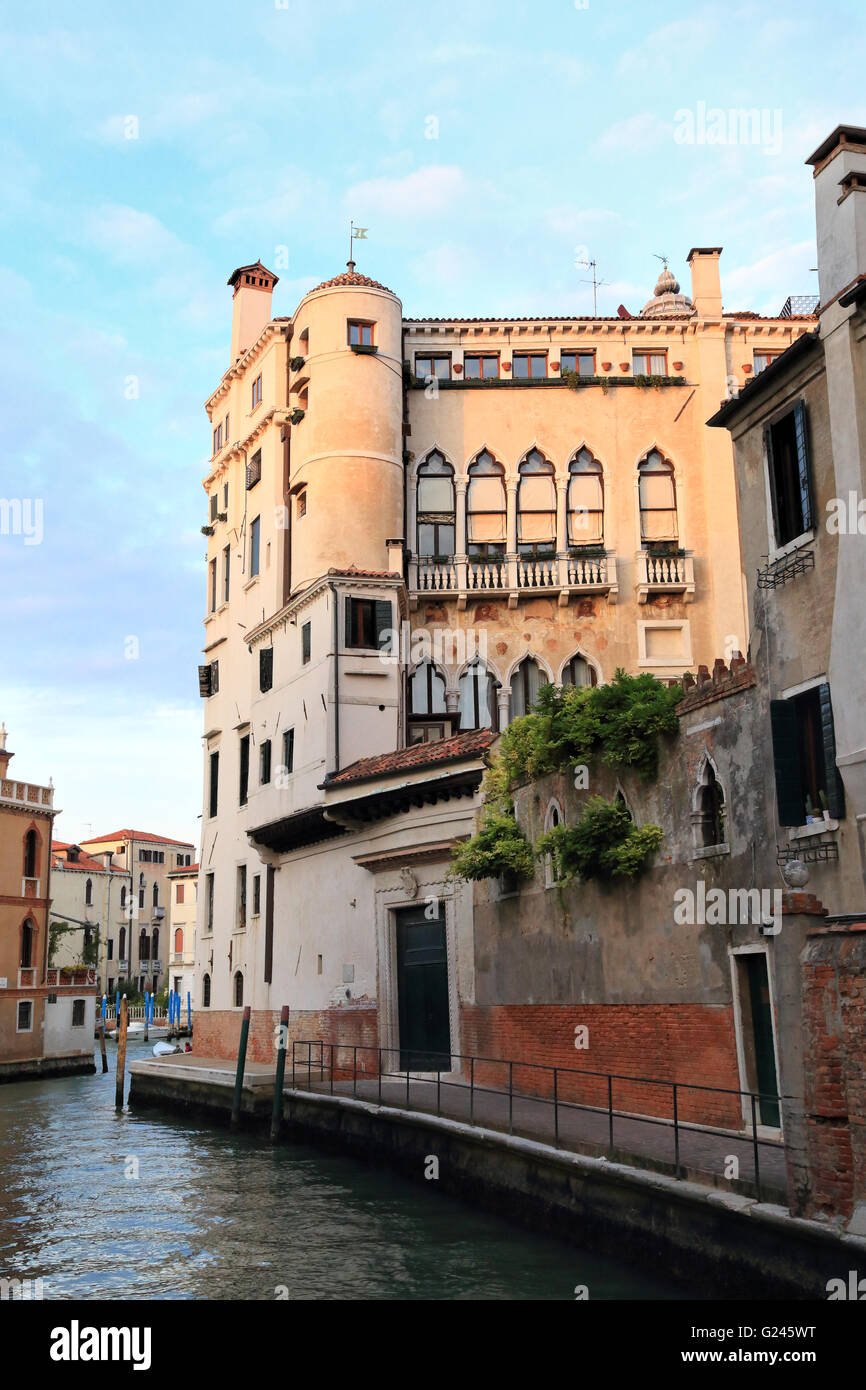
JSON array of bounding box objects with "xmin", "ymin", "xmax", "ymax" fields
[{"xmin": 328, "ymin": 582, "xmax": 340, "ymax": 774}]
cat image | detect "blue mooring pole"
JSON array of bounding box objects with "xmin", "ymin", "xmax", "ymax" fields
[
  {"xmin": 187, "ymin": 990, "xmax": 192, "ymax": 1033},
  {"xmin": 231, "ymin": 1006, "xmax": 252, "ymax": 1129},
  {"xmin": 143, "ymin": 990, "xmax": 149, "ymax": 1042}
]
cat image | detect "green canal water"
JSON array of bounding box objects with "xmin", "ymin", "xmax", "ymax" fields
[{"xmin": 0, "ymin": 1040, "xmax": 686, "ymax": 1300}]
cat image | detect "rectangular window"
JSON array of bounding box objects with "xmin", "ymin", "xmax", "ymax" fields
[
  {"xmin": 250, "ymin": 516, "xmax": 261, "ymax": 576},
  {"xmin": 210, "ymin": 493, "xmax": 218, "ymax": 522},
  {"xmin": 561, "ymin": 351, "xmax": 595, "ymax": 376},
  {"xmin": 345, "ymin": 596, "xmax": 392, "ymax": 651},
  {"xmin": 302, "ymin": 621, "xmax": 311, "ymax": 664},
  {"xmin": 176, "ymin": 883, "xmax": 185, "ymax": 905},
  {"xmin": 765, "ymin": 402, "xmax": 813, "ymax": 547},
  {"xmin": 253, "ymin": 874, "xmax": 261, "ymax": 917},
  {"xmin": 260, "ymin": 739, "xmax": 271, "ymax": 784},
  {"xmin": 237, "ymin": 865, "xmax": 247, "ymax": 929},
  {"xmin": 224, "ymin": 413, "xmax": 229, "ymax": 443},
  {"xmin": 512, "ymin": 352, "xmax": 548, "ymax": 379},
  {"xmin": 770, "ymin": 683, "xmax": 845, "ymax": 826},
  {"xmin": 213, "ymin": 422, "xmax": 223, "ymax": 454},
  {"xmin": 209, "ymin": 751, "xmax": 219, "ymax": 818},
  {"xmin": 297, "ymin": 491, "xmax": 307, "ymax": 518},
  {"xmin": 209, "ymin": 558, "xmax": 217, "ymax": 613},
  {"xmin": 415, "ymin": 354, "xmax": 451, "ymax": 379},
  {"xmin": 239, "ymin": 734, "xmax": 249, "ymax": 806},
  {"xmin": 251, "ymin": 374, "xmax": 262, "ymax": 408},
  {"xmin": 223, "ymin": 481, "xmax": 229, "ymax": 509},
  {"xmin": 246, "ymin": 449, "xmax": 262, "ymax": 490},
  {"xmin": 17, "ymin": 1000, "xmax": 33, "ymax": 1032},
  {"xmin": 259, "ymin": 647, "xmax": 273, "ymax": 693},
  {"xmin": 754, "ymin": 351, "xmax": 780, "ymax": 374},
  {"xmin": 464, "ymin": 353, "xmax": 499, "ymax": 379},
  {"xmin": 223, "ymin": 545, "xmax": 230, "ymax": 604},
  {"xmin": 633, "ymin": 351, "xmax": 668, "ymax": 376},
  {"xmin": 107, "ymin": 938, "xmax": 114, "ymax": 960},
  {"xmin": 72, "ymin": 999, "xmax": 86, "ymax": 1027},
  {"xmin": 348, "ymin": 320, "xmax": 375, "ymax": 346},
  {"xmin": 282, "ymin": 727, "xmax": 294, "ymax": 775},
  {"xmin": 198, "ymin": 659, "xmax": 218, "ymax": 698},
  {"xmin": 408, "ymin": 722, "xmax": 449, "ymax": 745},
  {"xmin": 206, "ymin": 873, "xmax": 214, "ymax": 931},
  {"xmin": 139, "ymin": 886, "xmax": 145, "ymax": 910}
]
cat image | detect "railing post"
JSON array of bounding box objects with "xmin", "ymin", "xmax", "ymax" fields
[
  {"xmin": 608, "ymin": 1073, "xmax": 614, "ymax": 1154},
  {"xmin": 673, "ymin": 1083, "xmax": 680, "ymax": 1179},
  {"xmin": 330, "ymin": 1043, "xmax": 334, "ymax": 1096},
  {"xmin": 553, "ymin": 1068, "xmax": 559, "ymax": 1148},
  {"xmin": 470, "ymin": 1056, "xmax": 475, "ymax": 1125},
  {"xmin": 378, "ymin": 1047, "xmax": 382, "ymax": 1103},
  {"xmin": 508, "ymin": 1061, "xmax": 513, "ymax": 1134},
  {"xmin": 751, "ymin": 1093, "xmax": 762, "ymax": 1202},
  {"xmin": 353, "ymin": 1045, "xmax": 357, "ymax": 1097}
]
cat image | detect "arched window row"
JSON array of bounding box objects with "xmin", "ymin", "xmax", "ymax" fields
[
  {"xmin": 408, "ymin": 648, "xmax": 601, "ymax": 733},
  {"xmin": 416, "ymin": 446, "xmax": 680, "ymax": 559}
]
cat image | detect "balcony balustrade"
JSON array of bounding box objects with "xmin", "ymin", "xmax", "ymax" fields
[
  {"xmin": 409, "ymin": 553, "xmax": 618, "ymax": 609},
  {"xmin": 636, "ymin": 550, "xmax": 695, "ymax": 603}
]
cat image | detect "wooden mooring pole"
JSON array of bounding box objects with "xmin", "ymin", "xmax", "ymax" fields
[
  {"xmin": 98, "ymin": 1021, "xmax": 108, "ymax": 1074},
  {"xmin": 231, "ymin": 1006, "xmax": 251, "ymax": 1129},
  {"xmin": 270, "ymin": 1005, "xmax": 289, "ymax": 1144},
  {"xmin": 115, "ymin": 994, "xmax": 128, "ymax": 1110}
]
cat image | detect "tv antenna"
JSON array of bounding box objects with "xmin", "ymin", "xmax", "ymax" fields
[{"xmin": 576, "ymin": 258, "xmax": 608, "ymax": 316}]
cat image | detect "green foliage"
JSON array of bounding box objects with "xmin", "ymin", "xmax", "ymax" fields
[
  {"xmin": 537, "ymin": 797, "xmax": 663, "ymax": 883},
  {"xmin": 450, "ymin": 789, "xmax": 534, "ymax": 883},
  {"xmin": 496, "ymin": 670, "xmax": 681, "ymax": 789},
  {"xmin": 48, "ymin": 920, "xmax": 100, "ymax": 968}
]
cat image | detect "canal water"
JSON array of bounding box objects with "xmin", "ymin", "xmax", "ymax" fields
[{"xmin": 0, "ymin": 1040, "xmax": 685, "ymax": 1300}]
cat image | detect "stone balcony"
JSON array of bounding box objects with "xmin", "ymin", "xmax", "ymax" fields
[
  {"xmin": 44, "ymin": 967, "xmax": 97, "ymax": 987},
  {"xmin": 635, "ymin": 550, "xmax": 695, "ymax": 603},
  {"xmin": 409, "ymin": 553, "xmax": 618, "ymax": 609},
  {"xmin": 0, "ymin": 778, "xmax": 54, "ymax": 810}
]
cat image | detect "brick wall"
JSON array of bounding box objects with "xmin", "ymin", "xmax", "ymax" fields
[
  {"xmin": 800, "ymin": 923, "xmax": 866, "ymax": 1222},
  {"xmin": 460, "ymin": 1002, "xmax": 742, "ymax": 1127},
  {"xmin": 192, "ymin": 1003, "xmax": 379, "ymax": 1079}
]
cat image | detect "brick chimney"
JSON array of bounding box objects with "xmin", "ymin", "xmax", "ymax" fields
[
  {"xmin": 687, "ymin": 247, "xmax": 723, "ymax": 316},
  {"xmin": 806, "ymin": 125, "xmax": 866, "ymax": 307},
  {"xmin": 228, "ymin": 261, "xmax": 278, "ymax": 363}
]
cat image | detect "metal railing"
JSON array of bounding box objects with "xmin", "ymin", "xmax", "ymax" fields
[{"xmin": 290, "ymin": 1041, "xmax": 786, "ymax": 1203}]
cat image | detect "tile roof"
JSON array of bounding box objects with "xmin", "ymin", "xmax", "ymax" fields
[
  {"xmin": 51, "ymin": 842, "xmax": 124, "ymax": 873},
  {"xmin": 323, "ymin": 730, "xmax": 495, "ymax": 788},
  {"xmin": 327, "ymin": 566, "xmax": 400, "ymax": 580},
  {"xmin": 311, "ymin": 269, "xmax": 393, "ymax": 294},
  {"xmin": 707, "ymin": 329, "xmax": 821, "ymax": 427},
  {"xmin": 78, "ymin": 829, "xmax": 195, "ymax": 847},
  {"xmin": 167, "ymin": 863, "xmax": 200, "ymax": 876}
]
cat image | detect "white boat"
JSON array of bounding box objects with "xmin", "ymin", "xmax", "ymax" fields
[{"xmin": 152, "ymin": 1040, "xmax": 180, "ymax": 1057}]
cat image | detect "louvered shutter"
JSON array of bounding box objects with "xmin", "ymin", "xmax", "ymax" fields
[
  {"xmin": 769, "ymin": 699, "xmax": 804, "ymax": 826},
  {"xmin": 818, "ymin": 683, "xmax": 846, "ymax": 819},
  {"xmin": 375, "ymin": 600, "xmax": 393, "ymax": 650},
  {"xmin": 793, "ymin": 401, "xmax": 813, "ymax": 534}
]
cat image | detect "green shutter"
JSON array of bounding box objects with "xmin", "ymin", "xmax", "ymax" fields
[
  {"xmin": 818, "ymin": 683, "xmax": 846, "ymax": 819},
  {"xmin": 375, "ymin": 599, "xmax": 393, "ymax": 650},
  {"xmin": 764, "ymin": 424, "xmax": 781, "ymax": 545},
  {"xmin": 793, "ymin": 401, "xmax": 813, "ymax": 533},
  {"xmin": 769, "ymin": 699, "xmax": 804, "ymax": 826},
  {"xmin": 344, "ymin": 596, "xmax": 353, "ymax": 647}
]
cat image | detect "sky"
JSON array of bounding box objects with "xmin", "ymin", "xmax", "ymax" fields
[{"xmin": 1, "ymin": 0, "xmax": 864, "ymax": 849}]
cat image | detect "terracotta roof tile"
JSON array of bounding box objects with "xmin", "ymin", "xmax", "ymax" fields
[
  {"xmin": 167, "ymin": 863, "xmax": 200, "ymax": 876},
  {"xmin": 323, "ymin": 730, "xmax": 494, "ymax": 787},
  {"xmin": 78, "ymin": 829, "xmax": 195, "ymax": 847},
  {"xmin": 311, "ymin": 270, "xmax": 393, "ymax": 294},
  {"xmin": 51, "ymin": 843, "xmax": 124, "ymax": 874},
  {"xmin": 327, "ymin": 566, "xmax": 400, "ymax": 580}
]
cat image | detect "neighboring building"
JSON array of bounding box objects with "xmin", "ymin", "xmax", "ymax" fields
[
  {"xmin": 706, "ymin": 124, "xmax": 866, "ymax": 1223},
  {"xmin": 193, "ymin": 244, "xmax": 813, "ymax": 1062},
  {"xmin": 77, "ymin": 830, "xmax": 195, "ymax": 996},
  {"xmin": 49, "ymin": 842, "xmax": 124, "ymax": 994},
  {"xmin": 167, "ymin": 863, "xmax": 198, "ymax": 1009},
  {"xmin": 0, "ymin": 725, "xmax": 96, "ymax": 1081}
]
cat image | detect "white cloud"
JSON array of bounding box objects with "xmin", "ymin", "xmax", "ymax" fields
[
  {"xmin": 346, "ymin": 165, "xmax": 469, "ymax": 219},
  {"xmin": 598, "ymin": 113, "xmax": 671, "ymax": 153},
  {"xmin": 84, "ymin": 205, "xmax": 187, "ymax": 265}
]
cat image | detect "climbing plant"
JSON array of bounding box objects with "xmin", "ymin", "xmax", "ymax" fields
[{"xmin": 537, "ymin": 797, "xmax": 663, "ymax": 883}]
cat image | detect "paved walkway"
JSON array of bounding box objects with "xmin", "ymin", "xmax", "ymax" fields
[{"xmin": 288, "ymin": 1067, "xmax": 788, "ymax": 1201}]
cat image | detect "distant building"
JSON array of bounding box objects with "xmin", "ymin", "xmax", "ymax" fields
[
  {"xmin": 49, "ymin": 842, "xmax": 125, "ymax": 995},
  {"xmin": 0, "ymin": 725, "xmax": 96, "ymax": 1081},
  {"xmin": 77, "ymin": 830, "xmax": 196, "ymax": 996},
  {"xmin": 167, "ymin": 863, "xmax": 198, "ymax": 1010}
]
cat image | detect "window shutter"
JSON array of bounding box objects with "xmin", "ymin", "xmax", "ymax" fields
[
  {"xmin": 211, "ymin": 661, "xmax": 219, "ymax": 694},
  {"xmin": 769, "ymin": 699, "xmax": 804, "ymax": 826},
  {"xmin": 246, "ymin": 450, "xmax": 262, "ymax": 490},
  {"xmin": 198, "ymin": 665, "xmax": 212, "ymax": 698},
  {"xmin": 818, "ymin": 683, "xmax": 845, "ymax": 819},
  {"xmin": 344, "ymin": 596, "xmax": 354, "ymax": 647},
  {"xmin": 793, "ymin": 401, "xmax": 813, "ymax": 534},
  {"xmin": 375, "ymin": 599, "xmax": 393, "ymax": 649},
  {"xmin": 259, "ymin": 647, "xmax": 273, "ymax": 693},
  {"xmin": 764, "ymin": 424, "xmax": 782, "ymax": 546}
]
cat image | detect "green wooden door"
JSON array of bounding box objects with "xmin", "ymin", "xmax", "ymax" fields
[
  {"xmin": 745, "ymin": 954, "xmax": 780, "ymax": 1128},
  {"xmin": 396, "ymin": 905, "xmax": 451, "ymax": 1071}
]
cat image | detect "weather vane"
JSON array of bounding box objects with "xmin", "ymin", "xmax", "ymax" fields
[{"xmin": 349, "ymin": 220, "xmax": 368, "ymax": 269}]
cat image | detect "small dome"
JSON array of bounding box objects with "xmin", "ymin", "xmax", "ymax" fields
[
  {"xmin": 640, "ymin": 263, "xmax": 695, "ymax": 318},
  {"xmin": 310, "ymin": 261, "xmax": 394, "ymax": 295}
]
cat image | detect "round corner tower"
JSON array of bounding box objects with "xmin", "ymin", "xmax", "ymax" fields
[{"xmin": 288, "ymin": 265, "xmax": 404, "ymax": 591}]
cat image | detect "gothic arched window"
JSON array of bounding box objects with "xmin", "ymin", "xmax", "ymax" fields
[
  {"xmin": 416, "ymin": 451, "xmax": 455, "ymax": 559},
  {"xmin": 459, "ymin": 661, "xmax": 498, "ymax": 731},
  {"xmin": 638, "ymin": 449, "xmax": 678, "ymax": 544},
  {"xmin": 510, "ymin": 657, "xmax": 547, "ymax": 720},
  {"xmin": 517, "ymin": 449, "xmax": 556, "ymax": 556},
  {"xmin": 568, "ymin": 448, "xmax": 604, "ymax": 545},
  {"xmin": 467, "ymin": 450, "xmax": 506, "ymax": 558},
  {"xmin": 562, "ymin": 653, "xmax": 598, "ymax": 688}
]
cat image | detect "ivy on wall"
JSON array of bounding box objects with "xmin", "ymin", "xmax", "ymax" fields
[{"xmin": 537, "ymin": 797, "xmax": 663, "ymax": 882}]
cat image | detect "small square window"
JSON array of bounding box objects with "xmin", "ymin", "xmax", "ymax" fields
[
  {"xmin": 348, "ymin": 320, "xmax": 375, "ymax": 347},
  {"xmin": 512, "ymin": 353, "xmax": 547, "ymax": 379},
  {"xmin": 72, "ymin": 999, "xmax": 86, "ymax": 1028},
  {"xmin": 17, "ymin": 1000, "xmax": 33, "ymax": 1032},
  {"xmin": 464, "ymin": 354, "xmax": 499, "ymax": 379},
  {"xmin": 297, "ymin": 491, "xmax": 307, "ymax": 518}
]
